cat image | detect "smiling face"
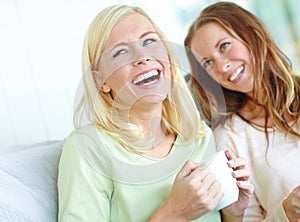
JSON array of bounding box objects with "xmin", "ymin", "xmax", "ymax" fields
[
  {"xmin": 98, "ymin": 13, "xmax": 170, "ymax": 107},
  {"xmin": 190, "ymin": 22, "xmax": 254, "ymax": 94}
]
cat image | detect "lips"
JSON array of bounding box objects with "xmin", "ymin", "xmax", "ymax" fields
[
  {"xmin": 132, "ymin": 69, "xmax": 160, "ymax": 86},
  {"xmin": 229, "ymin": 66, "xmax": 244, "ymax": 82}
]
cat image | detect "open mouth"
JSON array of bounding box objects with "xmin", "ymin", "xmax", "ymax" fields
[
  {"xmin": 132, "ymin": 70, "xmax": 160, "ymax": 86},
  {"xmin": 229, "ymin": 66, "xmax": 244, "ymax": 82}
]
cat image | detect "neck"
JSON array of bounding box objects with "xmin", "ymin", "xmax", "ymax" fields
[
  {"xmin": 129, "ymin": 103, "xmax": 163, "ymax": 136},
  {"xmin": 240, "ymin": 101, "xmax": 294, "ymax": 127},
  {"xmin": 239, "ymin": 101, "xmax": 269, "ymax": 126},
  {"xmin": 141, "ymin": 132, "xmax": 175, "ymax": 159},
  {"xmin": 128, "ymin": 104, "xmax": 175, "ymax": 157}
]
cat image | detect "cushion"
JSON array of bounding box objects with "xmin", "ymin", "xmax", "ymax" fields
[{"xmin": 0, "ymin": 140, "xmax": 64, "ymax": 222}]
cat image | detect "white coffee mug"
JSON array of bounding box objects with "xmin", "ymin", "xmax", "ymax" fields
[{"xmin": 206, "ymin": 150, "xmax": 239, "ymax": 211}]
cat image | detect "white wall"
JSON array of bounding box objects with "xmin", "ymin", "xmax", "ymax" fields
[
  {"xmin": 0, "ymin": 0, "xmax": 200, "ymax": 150},
  {"xmin": 0, "ymin": 0, "xmax": 124, "ymax": 149},
  {"xmin": 0, "ymin": 0, "xmax": 251, "ymax": 151}
]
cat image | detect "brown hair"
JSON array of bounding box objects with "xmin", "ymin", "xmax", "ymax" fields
[{"xmin": 185, "ymin": 1, "xmax": 300, "ymax": 137}]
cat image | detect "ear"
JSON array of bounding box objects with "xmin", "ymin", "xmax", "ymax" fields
[
  {"xmin": 92, "ymin": 70, "xmax": 111, "ymax": 93},
  {"xmin": 100, "ymin": 82, "xmax": 111, "ymax": 93}
]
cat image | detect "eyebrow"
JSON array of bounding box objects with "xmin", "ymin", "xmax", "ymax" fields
[
  {"xmin": 199, "ymin": 57, "xmax": 206, "ymax": 64},
  {"xmin": 110, "ymin": 31, "xmax": 158, "ymax": 49},
  {"xmin": 141, "ymin": 31, "xmax": 158, "ymax": 38},
  {"xmin": 197, "ymin": 52, "xmax": 206, "ymax": 64},
  {"xmin": 199, "ymin": 36, "xmax": 228, "ymax": 63},
  {"xmin": 215, "ymin": 37, "xmax": 227, "ymax": 48}
]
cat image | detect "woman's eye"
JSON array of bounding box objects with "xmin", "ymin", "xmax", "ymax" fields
[
  {"xmin": 203, "ymin": 60, "xmax": 212, "ymax": 69},
  {"xmin": 112, "ymin": 49, "xmax": 126, "ymax": 58},
  {"xmin": 143, "ymin": 38, "xmax": 156, "ymax": 46},
  {"xmin": 220, "ymin": 42, "xmax": 230, "ymax": 52}
]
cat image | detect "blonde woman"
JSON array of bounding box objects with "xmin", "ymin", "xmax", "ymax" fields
[{"xmin": 58, "ymin": 4, "xmax": 253, "ymax": 221}]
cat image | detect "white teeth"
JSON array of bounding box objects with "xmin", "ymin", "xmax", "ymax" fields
[
  {"xmin": 229, "ymin": 66, "xmax": 244, "ymax": 81},
  {"xmin": 132, "ymin": 70, "xmax": 159, "ymax": 85}
]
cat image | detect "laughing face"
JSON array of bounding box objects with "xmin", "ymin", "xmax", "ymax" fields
[
  {"xmin": 98, "ymin": 13, "xmax": 171, "ymax": 108},
  {"xmin": 190, "ymin": 22, "xmax": 254, "ymax": 94}
]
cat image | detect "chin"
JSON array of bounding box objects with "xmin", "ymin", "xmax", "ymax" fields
[{"xmin": 139, "ymin": 95, "xmax": 167, "ymax": 104}]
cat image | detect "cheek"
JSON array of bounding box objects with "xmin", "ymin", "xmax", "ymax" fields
[
  {"xmin": 206, "ymin": 68, "xmax": 220, "ymax": 83},
  {"xmin": 163, "ymin": 63, "xmax": 171, "ymax": 78},
  {"xmin": 105, "ymin": 70, "xmax": 127, "ymax": 92},
  {"xmin": 234, "ymin": 44, "xmax": 251, "ymax": 61}
]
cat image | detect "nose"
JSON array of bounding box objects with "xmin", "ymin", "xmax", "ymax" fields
[
  {"xmin": 216, "ymin": 57, "xmax": 231, "ymax": 73},
  {"xmin": 132, "ymin": 45, "xmax": 152, "ymax": 66},
  {"xmin": 133, "ymin": 57, "xmax": 151, "ymax": 66}
]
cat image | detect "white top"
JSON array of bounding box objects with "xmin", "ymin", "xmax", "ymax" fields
[{"xmin": 214, "ymin": 114, "xmax": 300, "ymax": 222}]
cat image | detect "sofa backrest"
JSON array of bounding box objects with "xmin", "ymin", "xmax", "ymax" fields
[{"xmin": 0, "ymin": 140, "xmax": 64, "ymax": 222}]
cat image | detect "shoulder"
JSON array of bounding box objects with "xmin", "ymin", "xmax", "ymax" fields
[
  {"xmin": 200, "ymin": 120, "xmax": 213, "ymax": 136},
  {"xmin": 213, "ymin": 115, "xmax": 247, "ymax": 153},
  {"xmin": 193, "ymin": 121, "xmax": 214, "ymax": 151},
  {"xmin": 60, "ymin": 125, "xmax": 117, "ymax": 182},
  {"xmin": 194, "ymin": 121, "xmax": 213, "ymax": 144},
  {"xmin": 214, "ymin": 115, "xmax": 246, "ymax": 134},
  {"xmin": 61, "ymin": 125, "xmax": 110, "ymax": 165},
  {"xmin": 60, "ymin": 125, "xmax": 97, "ymax": 161},
  {"xmin": 64, "ymin": 124, "xmax": 111, "ymax": 149}
]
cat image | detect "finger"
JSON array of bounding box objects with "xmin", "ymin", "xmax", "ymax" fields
[
  {"xmin": 228, "ymin": 157, "xmax": 246, "ymax": 170},
  {"xmin": 208, "ymin": 180, "xmax": 224, "ymax": 202},
  {"xmin": 232, "ymin": 168, "xmax": 250, "ymax": 180},
  {"xmin": 236, "ymin": 180, "xmax": 254, "ymax": 194},
  {"xmin": 224, "ymin": 149, "xmax": 234, "ymax": 161},
  {"xmin": 177, "ymin": 160, "xmax": 200, "ymax": 179},
  {"xmin": 183, "ymin": 167, "xmax": 215, "ymax": 194},
  {"xmin": 197, "ymin": 178, "xmax": 223, "ymax": 207},
  {"xmin": 190, "ymin": 166, "xmax": 212, "ymax": 182}
]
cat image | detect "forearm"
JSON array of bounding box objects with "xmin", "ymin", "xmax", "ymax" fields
[
  {"xmin": 147, "ymin": 201, "xmax": 188, "ymax": 222},
  {"xmin": 221, "ymin": 210, "xmax": 243, "ymax": 222}
]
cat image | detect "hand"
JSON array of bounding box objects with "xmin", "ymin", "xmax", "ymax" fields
[
  {"xmin": 283, "ymin": 185, "xmax": 300, "ymax": 221},
  {"xmin": 165, "ymin": 160, "xmax": 224, "ymax": 221},
  {"xmin": 222, "ymin": 150, "xmax": 254, "ymax": 217}
]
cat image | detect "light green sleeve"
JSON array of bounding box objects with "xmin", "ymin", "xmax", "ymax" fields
[{"xmin": 57, "ymin": 132, "xmax": 113, "ymax": 222}]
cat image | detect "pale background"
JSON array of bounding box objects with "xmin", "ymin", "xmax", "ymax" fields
[{"xmin": 0, "ymin": 0, "xmax": 299, "ymax": 152}]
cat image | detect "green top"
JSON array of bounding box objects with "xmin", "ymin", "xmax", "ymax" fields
[{"xmin": 58, "ymin": 124, "xmax": 221, "ymax": 222}]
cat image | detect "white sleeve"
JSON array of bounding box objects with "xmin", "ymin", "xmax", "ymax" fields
[{"xmin": 213, "ymin": 125, "xmax": 290, "ymax": 222}]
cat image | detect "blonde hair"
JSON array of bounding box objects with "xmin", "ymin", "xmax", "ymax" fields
[{"xmin": 74, "ymin": 5, "xmax": 204, "ymax": 151}]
